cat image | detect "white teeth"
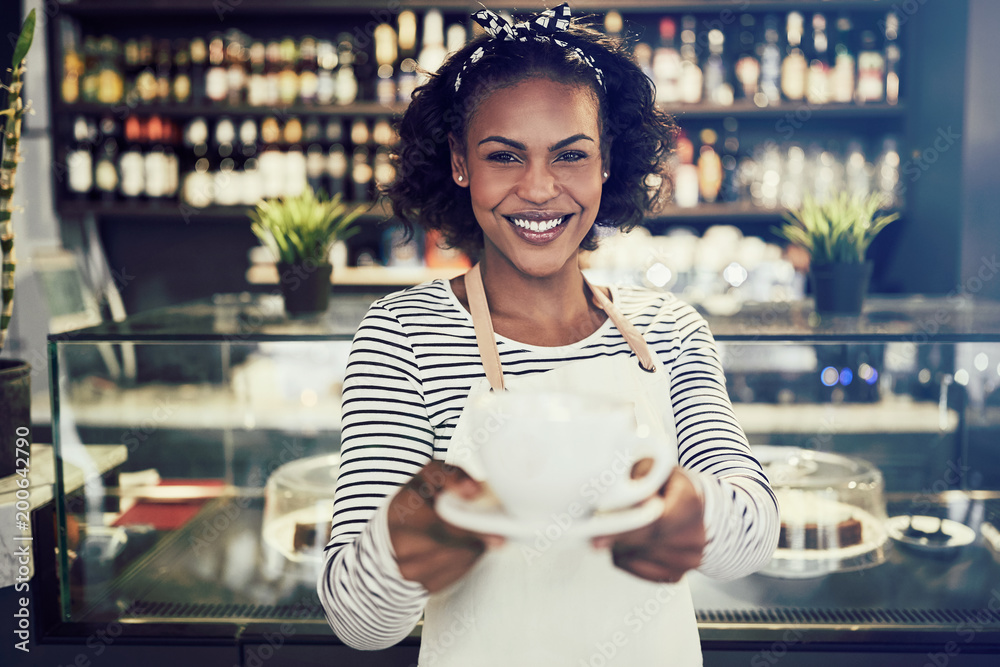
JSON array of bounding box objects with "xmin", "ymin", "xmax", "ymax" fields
[{"xmin": 510, "ymin": 216, "xmax": 565, "ymax": 232}]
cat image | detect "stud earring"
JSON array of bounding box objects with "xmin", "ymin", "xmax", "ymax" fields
[
  {"xmin": 603, "ymin": 172, "xmax": 609, "ymax": 178},
  {"xmin": 458, "ymin": 175, "xmax": 464, "ymax": 182}
]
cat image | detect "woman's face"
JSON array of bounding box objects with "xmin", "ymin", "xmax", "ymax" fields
[{"xmin": 450, "ymin": 76, "xmax": 607, "ymax": 278}]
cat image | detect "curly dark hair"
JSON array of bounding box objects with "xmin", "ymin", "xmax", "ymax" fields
[{"xmin": 381, "ymin": 16, "xmax": 677, "ymax": 257}]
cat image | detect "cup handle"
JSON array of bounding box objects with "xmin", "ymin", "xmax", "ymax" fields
[{"xmin": 597, "ymin": 441, "xmax": 674, "ymax": 512}]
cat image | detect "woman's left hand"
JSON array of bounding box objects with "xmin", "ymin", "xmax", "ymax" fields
[{"xmin": 592, "ymin": 467, "xmax": 706, "ymax": 583}]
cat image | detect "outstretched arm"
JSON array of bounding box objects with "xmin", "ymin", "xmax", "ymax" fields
[{"xmin": 317, "ymin": 304, "xmax": 433, "ymax": 649}]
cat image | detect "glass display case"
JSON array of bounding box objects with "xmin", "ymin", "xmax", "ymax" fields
[{"xmin": 42, "ymin": 292, "xmax": 1000, "ymax": 665}]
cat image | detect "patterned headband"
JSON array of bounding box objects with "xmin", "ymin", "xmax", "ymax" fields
[{"xmin": 454, "ymin": 3, "xmax": 606, "ymax": 93}]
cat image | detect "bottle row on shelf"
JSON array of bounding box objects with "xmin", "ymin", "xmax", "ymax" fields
[
  {"xmin": 63, "ymin": 114, "xmax": 398, "ymax": 204},
  {"xmin": 57, "ymin": 10, "xmax": 459, "ymax": 108},
  {"xmin": 664, "ymin": 120, "xmax": 901, "ymax": 211},
  {"xmin": 630, "ymin": 10, "xmax": 901, "ymax": 108},
  {"xmin": 57, "ymin": 8, "xmax": 902, "ymax": 111}
]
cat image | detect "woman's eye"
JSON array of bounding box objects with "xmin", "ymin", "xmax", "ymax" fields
[
  {"xmin": 487, "ymin": 151, "xmax": 520, "ymax": 163},
  {"xmin": 557, "ymin": 151, "xmax": 587, "ymax": 162}
]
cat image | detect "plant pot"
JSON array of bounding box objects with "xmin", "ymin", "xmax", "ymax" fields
[
  {"xmin": 0, "ymin": 359, "xmax": 31, "ymax": 479},
  {"xmin": 809, "ymin": 261, "xmax": 874, "ymax": 315},
  {"xmin": 277, "ymin": 262, "xmax": 333, "ymax": 316}
]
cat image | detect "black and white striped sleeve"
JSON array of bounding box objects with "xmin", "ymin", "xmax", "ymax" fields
[
  {"xmin": 317, "ymin": 303, "xmax": 432, "ymax": 649},
  {"xmin": 667, "ymin": 305, "xmax": 780, "ymax": 581}
]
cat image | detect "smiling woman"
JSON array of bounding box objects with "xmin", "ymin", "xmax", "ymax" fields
[
  {"xmin": 318, "ymin": 5, "xmax": 780, "ymax": 666},
  {"xmin": 385, "ymin": 4, "xmax": 677, "ymax": 259},
  {"xmin": 453, "ymin": 78, "xmax": 605, "ymax": 280}
]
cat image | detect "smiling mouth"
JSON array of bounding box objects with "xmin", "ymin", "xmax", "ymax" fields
[{"xmin": 504, "ymin": 214, "xmax": 571, "ymax": 232}]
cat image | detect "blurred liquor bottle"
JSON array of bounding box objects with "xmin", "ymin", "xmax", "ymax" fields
[
  {"xmin": 119, "ymin": 115, "xmax": 146, "ymax": 199},
  {"xmin": 351, "ymin": 146, "xmax": 373, "ymax": 201},
  {"xmin": 653, "ymin": 17, "xmax": 681, "ymax": 105},
  {"xmin": 720, "ymin": 117, "xmax": 741, "ymax": 203},
  {"xmin": 97, "ymin": 36, "xmax": 124, "ymax": 104},
  {"xmin": 806, "ymin": 14, "xmax": 831, "ymax": 105},
  {"xmin": 173, "ymin": 39, "xmax": 193, "ymax": 104},
  {"xmin": 299, "ymin": 37, "xmax": 320, "ymax": 105},
  {"xmin": 328, "ymin": 144, "xmax": 348, "ymax": 198},
  {"xmin": 679, "ymin": 15, "xmax": 702, "ymax": 104},
  {"xmin": 397, "ymin": 10, "xmax": 419, "ymax": 102},
  {"xmin": 94, "ymin": 116, "xmax": 121, "ymax": 200},
  {"xmin": 856, "ymin": 28, "xmax": 886, "ymax": 103},
  {"xmin": 240, "ymin": 118, "xmax": 262, "ymax": 205},
  {"xmin": 704, "ymin": 28, "xmax": 732, "ymax": 105},
  {"xmin": 734, "ymin": 14, "xmax": 760, "ymax": 104},
  {"xmin": 418, "ymin": 9, "xmax": 447, "ymax": 87},
  {"xmin": 278, "ymin": 37, "xmax": 300, "ymax": 106},
  {"xmin": 781, "ymin": 12, "xmax": 808, "ymax": 102},
  {"xmin": 336, "ymin": 34, "xmax": 359, "ymax": 105},
  {"xmin": 884, "ymin": 12, "xmax": 901, "ymax": 105},
  {"xmin": 213, "ymin": 117, "xmax": 239, "ymax": 205},
  {"xmin": 831, "ymin": 15, "xmax": 856, "ymax": 103},
  {"xmin": 698, "ymin": 128, "xmax": 723, "ymax": 204},
  {"xmin": 247, "ymin": 41, "xmax": 267, "ymax": 106},
  {"xmin": 59, "ymin": 19, "xmax": 84, "ymax": 104},
  {"xmin": 316, "ymin": 39, "xmax": 338, "ymax": 105},
  {"xmin": 672, "ymin": 130, "xmax": 699, "ymax": 208},
  {"xmin": 206, "ymin": 33, "xmax": 229, "ymax": 105},
  {"xmin": 226, "ymin": 31, "xmax": 249, "ymax": 106},
  {"xmin": 189, "ymin": 37, "xmax": 208, "ymax": 104},
  {"xmin": 67, "ymin": 116, "xmax": 96, "ymax": 198},
  {"xmin": 759, "ymin": 15, "xmax": 782, "ymax": 106},
  {"xmin": 155, "ymin": 39, "xmax": 173, "ymax": 103},
  {"xmin": 374, "ymin": 23, "xmax": 398, "ymax": 105}
]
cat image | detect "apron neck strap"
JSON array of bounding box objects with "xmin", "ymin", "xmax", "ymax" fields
[
  {"xmin": 581, "ymin": 274, "xmax": 659, "ymax": 373},
  {"xmin": 463, "ymin": 263, "xmax": 659, "ymax": 392},
  {"xmin": 466, "ymin": 263, "xmax": 506, "ymax": 392}
]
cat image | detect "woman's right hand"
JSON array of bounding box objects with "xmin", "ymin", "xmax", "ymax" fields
[{"xmin": 387, "ymin": 461, "xmax": 501, "ymax": 593}]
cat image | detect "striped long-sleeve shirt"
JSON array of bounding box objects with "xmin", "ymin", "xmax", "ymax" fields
[{"xmin": 318, "ymin": 278, "xmax": 780, "ymax": 650}]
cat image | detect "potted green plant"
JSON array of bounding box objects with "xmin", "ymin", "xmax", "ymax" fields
[
  {"xmin": 1, "ymin": 10, "xmax": 36, "ymax": 478},
  {"xmin": 249, "ymin": 187, "xmax": 366, "ymax": 316},
  {"xmin": 775, "ymin": 192, "xmax": 900, "ymax": 315}
]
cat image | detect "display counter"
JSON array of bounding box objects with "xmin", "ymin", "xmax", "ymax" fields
[{"xmin": 32, "ymin": 292, "xmax": 1000, "ymax": 665}]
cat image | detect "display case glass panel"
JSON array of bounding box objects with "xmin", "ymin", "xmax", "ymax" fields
[{"xmin": 48, "ymin": 294, "xmax": 1000, "ymax": 649}]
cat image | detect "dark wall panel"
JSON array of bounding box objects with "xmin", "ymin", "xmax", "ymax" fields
[
  {"xmin": 961, "ymin": 0, "xmax": 1000, "ymax": 301},
  {"xmin": 99, "ymin": 219, "xmax": 260, "ymax": 314},
  {"xmin": 880, "ymin": 0, "xmax": 969, "ymax": 295}
]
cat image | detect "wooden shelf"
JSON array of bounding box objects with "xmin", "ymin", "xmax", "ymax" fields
[
  {"xmin": 58, "ymin": 199, "xmax": 901, "ymax": 226},
  {"xmin": 652, "ymin": 202, "xmax": 786, "ymax": 224},
  {"xmin": 664, "ymin": 102, "xmax": 906, "ymax": 120},
  {"xmin": 57, "ymin": 0, "xmax": 907, "ymax": 16},
  {"xmin": 53, "ymin": 100, "xmax": 904, "ymax": 121},
  {"xmin": 246, "ymin": 264, "xmax": 465, "ymax": 287},
  {"xmin": 56, "ymin": 200, "xmax": 392, "ymax": 222},
  {"xmin": 733, "ymin": 400, "xmax": 960, "ymax": 435},
  {"xmin": 52, "ymin": 101, "xmax": 407, "ymax": 119}
]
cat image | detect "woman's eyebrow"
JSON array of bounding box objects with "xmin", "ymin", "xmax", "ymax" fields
[
  {"xmin": 549, "ymin": 134, "xmax": 594, "ymax": 151},
  {"xmin": 477, "ymin": 134, "xmax": 595, "ymax": 151}
]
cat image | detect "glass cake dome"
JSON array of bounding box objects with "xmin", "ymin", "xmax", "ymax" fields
[
  {"xmin": 755, "ymin": 445, "xmax": 889, "ymax": 578},
  {"xmin": 261, "ymin": 453, "xmax": 340, "ymax": 582}
]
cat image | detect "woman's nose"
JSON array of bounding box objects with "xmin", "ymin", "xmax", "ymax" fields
[{"xmin": 516, "ymin": 160, "xmax": 558, "ymax": 203}]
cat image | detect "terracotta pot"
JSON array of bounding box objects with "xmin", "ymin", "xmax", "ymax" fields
[
  {"xmin": 809, "ymin": 261, "xmax": 874, "ymax": 315},
  {"xmin": 277, "ymin": 262, "xmax": 333, "ymax": 316},
  {"xmin": 0, "ymin": 359, "xmax": 31, "ymax": 478}
]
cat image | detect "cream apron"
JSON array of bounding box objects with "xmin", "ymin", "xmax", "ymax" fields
[{"xmin": 417, "ymin": 265, "xmax": 702, "ymax": 667}]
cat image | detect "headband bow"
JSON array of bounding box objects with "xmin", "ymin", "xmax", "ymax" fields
[{"xmin": 455, "ymin": 3, "xmax": 605, "ymax": 92}]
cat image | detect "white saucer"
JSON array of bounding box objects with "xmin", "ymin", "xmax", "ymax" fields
[
  {"xmin": 887, "ymin": 515, "xmax": 977, "ymax": 553},
  {"xmin": 436, "ymin": 489, "xmax": 665, "ymax": 543}
]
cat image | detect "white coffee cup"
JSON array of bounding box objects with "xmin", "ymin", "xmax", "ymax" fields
[{"xmin": 463, "ymin": 389, "xmax": 674, "ymax": 523}]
